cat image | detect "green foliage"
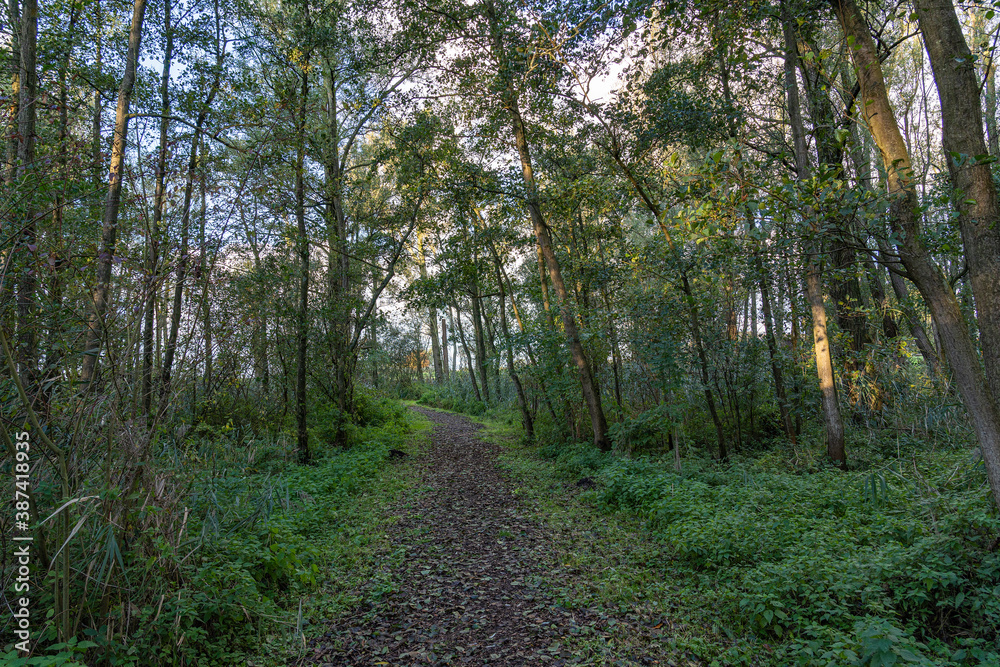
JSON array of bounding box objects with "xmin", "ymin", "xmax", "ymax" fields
[
  {"xmin": 11, "ymin": 397, "xmax": 420, "ymax": 667},
  {"xmin": 531, "ymin": 436, "xmax": 1000, "ymax": 665},
  {"xmin": 606, "ymin": 404, "xmax": 674, "ymax": 454},
  {"xmin": 416, "ymin": 383, "xmax": 489, "ymax": 416},
  {"xmin": 0, "ymin": 639, "xmax": 95, "ymax": 667},
  {"xmin": 194, "ymin": 384, "xmax": 286, "ymax": 436}
]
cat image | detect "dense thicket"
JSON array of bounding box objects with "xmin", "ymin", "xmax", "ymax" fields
[{"xmin": 2, "ymin": 0, "xmax": 999, "ymax": 663}]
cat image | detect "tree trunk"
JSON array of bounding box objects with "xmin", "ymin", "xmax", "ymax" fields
[
  {"xmin": 758, "ymin": 256, "xmax": 796, "ymax": 443},
  {"xmin": 971, "ymin": 7, "xmax": 1000, "ymax": 158},
  {"xmin": 198, "ymin": 151, "xmax": 212, "ymax": 393},
  {"xmin": 481, "ymin": 298, "xmax": 503, "ymax": 400},
  {"xmin": 482, "ymin": 0, "xmax": 609, "ymax": 449},
  {"xmin": 3, "ymin": 0, "xmax": 18, "ymax": 186},
  {"xmin": 41, "ymin": 8, "xmax": 78, "ymax": 412},
  {"xmin": 509, "ymin": 120, "xmax": 604, "ymax": 441},
  {"xmin": 487, "ymin": 239, "xmax": 533, "ymax": 440},
  {"xmin": 887, "ymin": 265, "xmax": 941, "ymax": 377},
  {"xmin": 987, "ymin": 69, "xmax": 999, "ymax": 158},
  {"xmin": 159, "ymin": 44, "xmax": 224, "ymax": 403},
  {"xmin": 295, "ymin": 69, "xmax": 310, "ymax": 463},
  {"xmin": 429, "ymin": 306, "xmax": 442, "ymax": 383},
  {"xmin": 441, "ymin": 317, "xmax": 449, "ymax": 380},
  {"xmin": 471, "ymin": 289, "xmax": 490, "ymax": 402},
  {"xmin": 321, "ymin": 60, "xmax": 354, "ymax": 418},
  {"xmin": 915, "ymin": 0, "xmax": 1000, "ymax": 405},
  {"xmin": 15, "ymin": 0, "xmax": 37, "ymax": 389},
  {"xmin": 417, "ymin": 233, "xmax": 443, "ymax": 383},
  {"xmin": 682, "ymin": 273, "xmax": 728, "ymax": 460},
  {"xmin": 80, "ymin": 0, "xmax": 147, "ymax": 385},
  {"xmin": 834, "ymin": 0, "xmax": 1000, "ymax": 509},
  {"xmin": 91, "ymin": 0, "xmax": 102, "ymax": 198},
  {"xmin": 144, "ymin": 0, "xmax": 172, "ymax": 417},
  {"xmin": 494, "ymin": 253, "xmax": 562, "ymax": 425},
  {"xmin": 453, "ymin": 303, "xmax": 481, "ymax": 401},
  {"xmin": 807, "ymin": 267, "xmax": 846, "ymax": 466},
  {"xmin": 784, "ymin": 9, "xmax": 846, "ymax": 465}
]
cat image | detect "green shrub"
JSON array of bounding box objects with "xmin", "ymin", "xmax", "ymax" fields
[
  {"xmin": 535, "ymin": 437, "xmax": 1000, "ymax": 665},
  {"xmin": 57, "ymin": 400, "xmax": 419, "ymax": 667}
]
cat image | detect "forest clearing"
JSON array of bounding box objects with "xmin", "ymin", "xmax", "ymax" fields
[{"xmin": 2, "ymin": 0, "xmax": 1000, "ymax": 663}]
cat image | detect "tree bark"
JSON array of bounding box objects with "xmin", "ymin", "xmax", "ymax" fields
[
  {"xmin": 887, "ymin": 265, "xmax": 941, "ymax": 377},
  {"xmin": 15, "ymin": 0, "xmax": 37, "ymax": 389},
  {"xmin": 483, "ymin": 0, "xmax": 609, "ymax": 449},
  {"xmin": 295, "ymin": 68, "xmax": 310, "ymax": 462},
  {"xmin": 80, "ymin": 0, "xmax": 147, "ymax": 385},
  {"xmin": 91, "ymin": 0, "xmax": 102, "ymax": 196},
  {"xmin": 4, "ymin": 0, "xmax": 19, "ymax": 186},
  {"xmin": 452, "ymin": 302, "xmax": 482, "ymax": 401},
  {"xmin": 834, "ymin": 0, "xmax": 1000, "ymax": 508},
  {"xmin": 417, "ymin": 232, "xmax": 443, "ymax": 383},
  {"xmin": 471, "ymin": 288, "xmax": 490, "ymax": 402},
  {"xmin": 799, "ymin": 17, "xmax": 873, "ymax": 411},
  {"xmin": 486, "ymin": 237, "xmax": 533, "ymax": 440},
  {"xmin": 914, "ymin": 0, "xmax": 1000, "ymax": 405},
  {"xmin": 784, "ymin": 9, "xmax": 846, "ymax": 465},
  {"xmin": 144, "ymin": 0, "xmax": 172, "ymax": 417},
  {"xmin": 441, "ymin": 317, "xmax": 449, "ymax": 380},
  {"xmin": 758, "ymin": 255, "xmax": 796, "ymax": 443},
  {"xmin": 159, "ymin": 43, "xmax": 225, "ymax": 404},
  {"xmin": 321, "ymin": 60, "xmax": 354, "ymax": 417},
  {"xmin": 198, "ymin": 150, "xmax": 212, "ymax": 394},
  {"xmin": 807, "ymin": 267, "xmax": 846, "ymax": 466}
]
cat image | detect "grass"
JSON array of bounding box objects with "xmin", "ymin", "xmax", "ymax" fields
[
  {"xmin": 0, "ymin": 394, "xmax": 436, "ymax": 667},
  {"xmin": 246, "ymin": 407, "xmax": 435, "ymax": 666}
]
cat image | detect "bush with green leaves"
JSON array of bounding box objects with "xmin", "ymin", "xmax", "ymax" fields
[
  {"xmin": 15, "ymin": 396, "xmax": 420, "ymax": 667},
  {"xmin": 535, "ymin": 435, "xmax": 1000, "ymax": 665}
]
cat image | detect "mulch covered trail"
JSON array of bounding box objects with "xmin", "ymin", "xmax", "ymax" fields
[{"xmin": 301, "ymin": 407, "xmax": 660, "ymax": 666}]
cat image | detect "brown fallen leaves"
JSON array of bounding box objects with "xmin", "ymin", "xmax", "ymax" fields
[{"xmin": 299, "ymin": 408, "xmax": 672, "ymax": 666}]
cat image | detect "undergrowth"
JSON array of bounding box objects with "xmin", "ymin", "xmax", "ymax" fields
[
  {"xmin": 483, "ymin": 408, "xmax": 1000, "ymax": 667},
  {"xmin": 2, "ymin": 391, "xmax": 423, "ymax": 667}
]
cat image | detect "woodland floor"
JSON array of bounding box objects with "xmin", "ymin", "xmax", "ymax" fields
[{"xmin": 298, "ymin": 407, "xmax": 684, "ymax": 666}]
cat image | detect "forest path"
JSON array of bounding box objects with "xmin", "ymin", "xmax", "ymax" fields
[{"xmin": 300, "ymin": 407, "xmax": 664, "ymax": 666}]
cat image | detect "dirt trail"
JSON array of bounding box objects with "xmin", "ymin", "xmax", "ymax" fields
[{"xmin": 302, "ymin": 407, "xmax": 658, "ymax": 666}]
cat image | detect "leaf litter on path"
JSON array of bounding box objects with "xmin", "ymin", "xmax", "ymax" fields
[{"xmin": 299, "ymin": 408, "xmax": 682, "ymax": 666}]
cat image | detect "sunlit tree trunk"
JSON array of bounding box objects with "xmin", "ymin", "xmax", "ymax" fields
[
  {"xmin": 81, "ymin": 0, "xmax": 147, "ymax": 385},
  {"xmin": 483, "ymin": 0, "xmax": 609, "ymax": 449},
  {"xmin": 834, "ymin": 0, "xmax": 1000, "ymax": 508},
  {"xmin": 784, "ymin": 10, "xmax": 845, "ymax": 466}
]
